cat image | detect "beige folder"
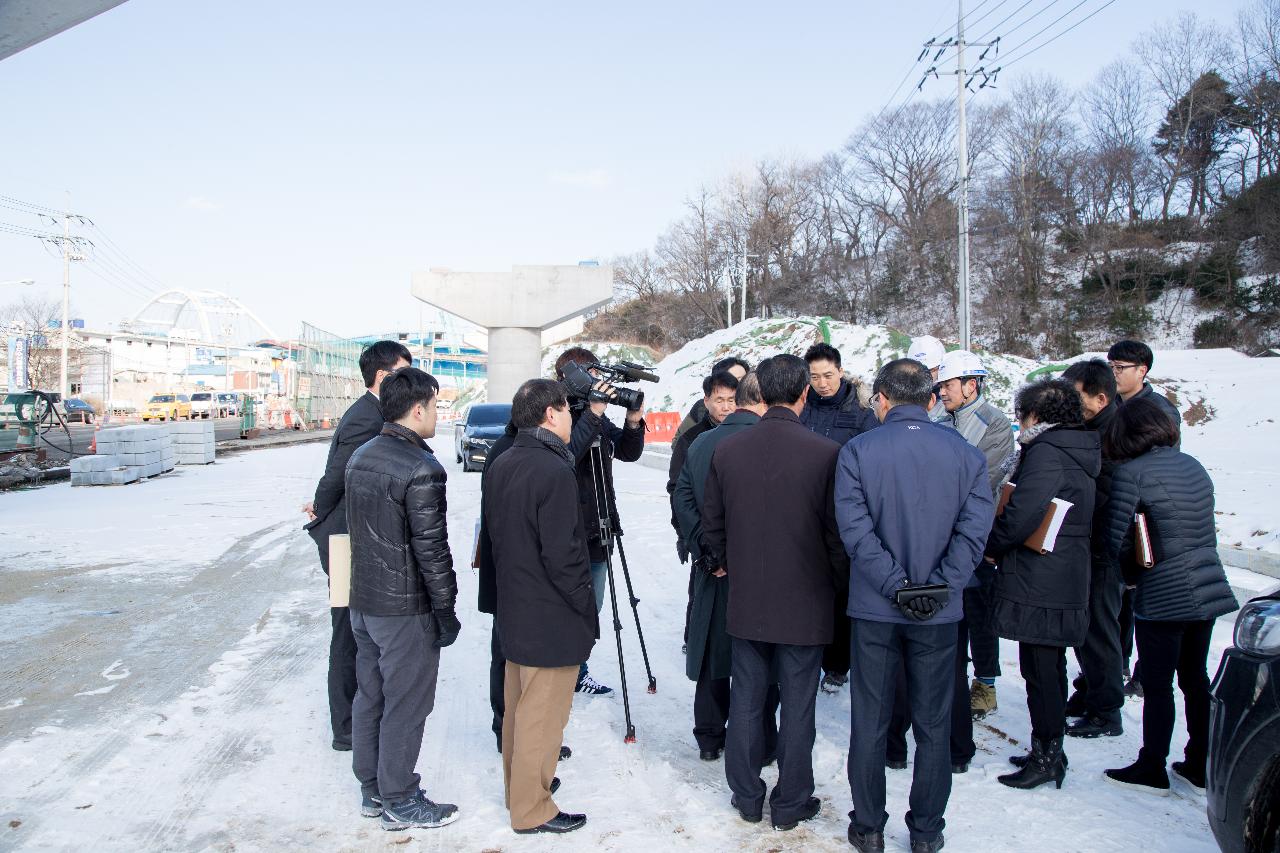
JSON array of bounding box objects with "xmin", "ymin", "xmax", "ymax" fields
[{"xmin": 329, "ymin": 533, "xmax": 351, "ymax": 607}]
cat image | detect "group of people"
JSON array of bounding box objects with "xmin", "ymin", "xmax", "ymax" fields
[
  {"xmin": 665, "ymin": 337, "xmax": 1237, "ymax": 851},
  {"xmin": 301, "ymin": 333, "xmax": 1237, "ymax": 849}
]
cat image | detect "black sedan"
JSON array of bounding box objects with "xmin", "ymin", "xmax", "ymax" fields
[
  {"xmin": 1209, "ymin": 594, "xmax": 1280, "ymax": 853},
  {"xmin": 454, "ymin": 402, "xmax": 512, "ymax": 473}
]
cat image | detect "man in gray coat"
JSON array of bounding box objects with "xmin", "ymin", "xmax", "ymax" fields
[
  {"xmin": 935, "ymin": 348, "xmax": 1015, "ymax": 719},
  {"xmin": 673, "ymin": 374, "xmax": 776, "ymax": 763}
]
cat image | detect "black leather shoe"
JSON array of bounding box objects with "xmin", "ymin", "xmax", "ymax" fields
[
  {"xmin": 849, "ymin": 827, "xmax": 886, "ymax": 851},
  {"xmin": 730, "ymin": 795, "xmax": 762, "ymax": 823},
  {"xmin": 911, "ymin": 834, "xmax": 945, "ymax": 852},
  {"xmin": 1066, "ymin": 712, "xmax": 1123, "ymax": 738},
  {"xmin": 951, "ymin": 762, "xmax": 969, "ymax": 774},
  {"xmin": 887, "ymin": 758, "xmax": 908, "ymax": 770},
  {"xmin": 332, "ymin": 739, "xmax": 352, "ymax": 752},
  {"xmin": 550, "ymin": 777, "xmax": 561, "ymax": 795},
  {"xmin": 514, "ymin": 811, "xmax": 587, "ymax": 834},
  {"xmin": 699, "ymin": 747, "xmax": 724, "ymax": 761},
  {"xmin": 772, "ymin": 796, "xmax": 820, "ymax": 831}
]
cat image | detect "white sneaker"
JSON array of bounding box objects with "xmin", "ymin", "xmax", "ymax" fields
[{"xmin": 575, "ymin": 673, "xmax": 614, "ymax": 696}]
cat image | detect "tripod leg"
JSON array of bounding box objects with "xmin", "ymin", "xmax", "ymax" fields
[
  {"xmin": 615, "ymin": 536, "xmax": 657, "ymax": 694},
  {"xmin": 604, "ymin": 554, "xmax": 636, "ymax": 743}
]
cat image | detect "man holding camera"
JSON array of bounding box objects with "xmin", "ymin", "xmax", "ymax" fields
[
  {"xmin": 553, "ymin": 347, "xmax": 646, "ymax": 697},
  {"xmin": 836, "ymin": 359, "xmax": 993, "ymax": 853}
]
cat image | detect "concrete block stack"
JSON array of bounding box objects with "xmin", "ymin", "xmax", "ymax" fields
[
  {"xmin": 168, "ymin": 419, "xmax": 216, "ymax": 465},
  {"xmin": 70, "ymin": 425, "xmax": 176, "ymax": 486}
]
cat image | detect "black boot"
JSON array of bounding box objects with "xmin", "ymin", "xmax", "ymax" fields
[
  {"xmin": 998, "ymin": 737, "xmax": 1066, "ymax": 790},
  {"xmin": 1009, "ymin": 747, "xmax": 1069, "ymax": 770}
]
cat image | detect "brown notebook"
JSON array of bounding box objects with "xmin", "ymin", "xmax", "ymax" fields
[
  {"xmin": 998, "ymin": 482, "xmax": 1074, "ymax": 554},
  {"xmin": 1134, "ymin": 512, "xmax": 1156, "ymax": 569}
]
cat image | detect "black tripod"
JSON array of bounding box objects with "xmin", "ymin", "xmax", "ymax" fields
[{"xmin": 588, "ymin": 436, "xmax": 656, "ymax": 743}]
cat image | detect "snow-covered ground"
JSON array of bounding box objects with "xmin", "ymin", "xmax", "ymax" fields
[{"xmin": 2, "ymin": 441, "xmax": 1271, "ymax": 852}]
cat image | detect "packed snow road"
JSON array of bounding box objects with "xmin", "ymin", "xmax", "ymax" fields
[{"xmin": 0, "ymin": 442, "xmax": 1230, "ymax": 851}]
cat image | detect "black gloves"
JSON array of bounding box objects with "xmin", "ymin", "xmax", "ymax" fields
[
  {"xmin": 693, "ymin": 552, "xmax": 722, "ymax": 576},
  {"xmin": 893, "ymin": 584, "xmax": 949, "ymax": 622},
  {"xmin": 434, "ymin": 609, "xmax": 462, "ymax": 648}
]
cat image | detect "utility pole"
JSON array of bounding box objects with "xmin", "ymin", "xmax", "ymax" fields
[
  {"xmin": 739, "ymin": 251, "xmax": 760, "ymax": 326},
  {"xmin": 956, "ymin": 0, "xmax": 970, "ymax": 351},
  {"xmin": 59, "ymin": 207, "xmax": 71, "ymax": 398},
  {"xmin": 918, "ymin": 2, "xmax": 1000, "ymax": 352},
  {"xmin": 723, "ymin": 268, "xmax": 732, "ymax": 328}
]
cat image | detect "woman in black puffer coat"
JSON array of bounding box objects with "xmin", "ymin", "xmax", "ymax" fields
[
  {"xmin": 1101, "ymin": 398, "xmax": 1237, "ymax": 796},
  {"xmin": 985, "ymin": 379, "xmax": 1100, "ymax": 791}
]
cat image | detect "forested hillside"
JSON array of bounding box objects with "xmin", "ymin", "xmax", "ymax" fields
[{"xmin": 588, "ymin": 3, "xmax": 1280, "ymax": 358}]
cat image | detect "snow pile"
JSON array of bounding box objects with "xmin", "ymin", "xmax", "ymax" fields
[{"xmin": 647, "ymin": 317, "xmax": 1039, "ymax": 416}]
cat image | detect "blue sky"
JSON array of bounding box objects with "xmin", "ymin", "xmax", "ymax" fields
[{"xmin": 0, "ymin": 0, "xmax": 1244, "ymax": 339}]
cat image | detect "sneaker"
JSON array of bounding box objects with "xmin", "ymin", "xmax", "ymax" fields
[
  {"xmin": 559, "ymin": 745, "xmax": 572, "ymax": 760},
  {"xmin": 515, "ymin": 811, "xmax": 587, "ymax": 834},
  {"xmin": 821, "ymin": 672, "xmax": 848, "ymax": 694},
  {"xmin": 1171, "ymin": 761, "xmax": 1207, "ymax": 793},
  {"xmin": 1104, "ymin": 761, "xmax": 1170, "ymax": 797},
  {"xmin": 361, "ymin": 793, "xmax": 383, "ymax": 818},
  {"xmin": 381, "ymin": 791, "xmax": 460, "ymax": 830},
  {"xmin": 970, "ymin": 680, "xmax": 997, "ymax": 719},
  {"xmin": 1124, "ymin": 675, "xmax": 1144, "ymax": 699},
  {"xmin": 575, "ymin": 673, "xmax": 614, "ymax": 696}
]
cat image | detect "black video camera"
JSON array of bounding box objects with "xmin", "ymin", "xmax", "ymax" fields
[{"xmin": 560, "ymin": 359, "xmax": 658, "ymax": 412}]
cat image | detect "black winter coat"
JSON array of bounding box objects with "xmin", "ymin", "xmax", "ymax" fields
[
  {"xmin": 1105, "ymin": 447, "xmax": 1238, "ymax": 622},
  {"xmin": 484, "ymin": 431, "xmax": 599, "ymax": 668},
  {"xmin": 702, "ymin": 407, "xmax": 848, "ymax": 646},
  {"xmin": 800, "ymin": 378, "xmax": 877, "ymax": 448},
  {"xmin": 673, "ymin": 410, "xmax": 759, "ymax": 680},
  {"xmin": 1124, "ymin": 383, "xmax": 1182, "ymax": 448},
  {"xmin": 1084, "ymin": 402, "xmax": 1120, "ymax": 574},
  {"xmin": 476, "ymin": 421, "xmax": 518, "ymax": 615},
  {"xmin": 668, "ymin": 413, "xmax": 716, "ymax": 558},
  {"xmin": 305, "ymin": 391, "xmax": 383, "ymax": 571},
  {"xmin": 344, "ymin": 423, "xmax": 458, "ymax": 617},
  {"xmin": 986, "ymin": 426, "xmax": 1100, "ymax": 647},
  {"xmin": 567, "ymin": 407, "xmax": 645, "ymax": 562}
]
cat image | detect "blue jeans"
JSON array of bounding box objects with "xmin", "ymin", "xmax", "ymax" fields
[{"xmin": 579, "ymin": 561, "xmax": 608, "ymax": 678}]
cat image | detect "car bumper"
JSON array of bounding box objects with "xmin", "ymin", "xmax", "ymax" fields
[
  {"xmin": 464, "ymin": 444, "xmax": 492, "ymax": 465},
  {"xmin": 1209, "ymin": 647, "xmax": 1280, "ymax": 853}
]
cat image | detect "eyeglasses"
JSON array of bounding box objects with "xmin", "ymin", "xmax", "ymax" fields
[
  {"xmin": 869, "ymin": 392, "xmax": 882, "ymax": 408},
  {"xmin": 1109, "ymin": 361, "xmax": 1141, "ymax": 374}
]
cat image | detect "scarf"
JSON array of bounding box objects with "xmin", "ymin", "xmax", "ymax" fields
[
  {"xmin": 520, "ymin": 426, "xmax": 573, "ymax": 465},
  {"xmin": 1018, "ymin": 420, "xmax": 1058, "ymax": 445}
]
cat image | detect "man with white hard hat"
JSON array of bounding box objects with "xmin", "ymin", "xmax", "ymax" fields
[
  {"xmin": 907, "ymin": 336, "xmax": 947, "ymax": 420},
  {"xmin": 936, "ymin": 348, "xmax": 1015, "ymax": 722}
]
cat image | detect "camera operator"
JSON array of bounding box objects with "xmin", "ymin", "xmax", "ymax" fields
[{"xmin": 553, "ymin": 347, "xmax": 647, "ymax": 697}]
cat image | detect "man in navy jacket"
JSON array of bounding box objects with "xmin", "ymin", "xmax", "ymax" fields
[{"xmin": 835, "ymin": 358, "xmax": 993, "ymax": 853}]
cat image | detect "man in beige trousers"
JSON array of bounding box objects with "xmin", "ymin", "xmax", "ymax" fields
[{"xmin": 482, "ymin": 378, "xmax": 599, "ymax": 834}]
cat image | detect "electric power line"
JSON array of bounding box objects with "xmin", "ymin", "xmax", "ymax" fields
[{"xmin": 1000, "ymin": 0, "xmax": 1119, "ymax": 69}]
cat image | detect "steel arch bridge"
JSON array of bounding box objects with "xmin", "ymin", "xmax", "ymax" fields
[{"xmin": 128, "ymin": 289, "xmax": 278, "ymax": 345}]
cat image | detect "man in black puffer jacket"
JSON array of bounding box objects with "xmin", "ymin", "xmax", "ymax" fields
[{"xmin": 346, "ymin": 367, "xmax": 461, "ymax": 831}]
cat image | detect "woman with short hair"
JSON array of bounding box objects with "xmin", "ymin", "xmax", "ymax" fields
[
  {"xmin": 985, "ymin": 379, "xmax": 1101, "ymax": 790},
  {"xmin": 1101, "ymin": 398, "xmax": 1237, "ymax": 796}
]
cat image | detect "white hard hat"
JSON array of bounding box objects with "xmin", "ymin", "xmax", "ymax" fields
[
  {"xmin": 908, "ymin": 335, "xmax": 946, "ymax": 371},
  {"xmin": 937, "ymin": 349, "xmax": 988, "ymax": 383}
]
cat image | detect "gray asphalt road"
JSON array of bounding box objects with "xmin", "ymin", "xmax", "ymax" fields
[{"xmin": 35, "ymin": 418, "xmax": 244, "ymax": 463}]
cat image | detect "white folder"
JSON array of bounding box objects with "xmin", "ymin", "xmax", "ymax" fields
[{"xmin": 329, "ymin": 533, "xmax": 351, "ymax": 607}]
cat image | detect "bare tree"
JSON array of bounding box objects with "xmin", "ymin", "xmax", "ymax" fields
[{"xmin": 1081, "ymin": 59, "xmax": 1159, "ymax": 220}]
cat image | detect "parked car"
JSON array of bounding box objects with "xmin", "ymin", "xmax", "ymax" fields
[
  {"xmin": 141, "ymin": 394, "xmax": 192, "ymax": 422},
  {"xmin": 64, "ymin": 398, "xmax": 95, "ymax": 424},
  {"xmin": 190, "ymin": 391, "xmax": 216, "ymax": 419},
  {"xmin": 454, "ymin": 402, "xmax": 512, "ymax": 473},
  {"xmin": 216, "ymin": 392, "xmax": 241, "ymax": 417},
  {"xmin": 1209, "ymin": 594, "xmax": 1280, "ymax": 853}
]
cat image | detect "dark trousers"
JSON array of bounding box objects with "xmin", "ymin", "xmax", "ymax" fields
[
  {"xmin": 693, "ymin": 661, "xmax": 780, "ymax": 755},
  {"xmin": 1020, "ymin": 643, "xmax": 1068, "ymax": 741},
  {"xmin": 1071, "ymin": 563, "xmax": 1125, "ymax": 715},
  {"xmin": 490, "ymin": 621, "xmax": 506, "ymax": 744},
  {"xmin": 314, "ymin": 529, "xmax": 358, "ymax": 745},
  {"xmin": 350, "ymin": 609, "xmax": 441, "ymax": 804},
  {"xmin": 887, "ymin": 617, "xmax": 974, "ymax": 765},
  {"xmin": 822, "ymin": 606, "xmax": 852, "ymax": 677},
  {"xmin": 726, "ymin": 637, "xmax": 822, "ymax": 824},
  {"xmin": 1135, "ymin": 618, "xmax": 1215, "ymax": 772},
  {"xmin": 849, "ymin": 619, "xmax": 957, "ymax": 844},
  {"xmin": 964, "ymin": 566, "xmax": 1001, "ymax": 679}
]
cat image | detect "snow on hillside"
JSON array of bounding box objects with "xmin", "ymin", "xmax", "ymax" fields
[{"xmin": 648, "ymin": 317, "xmax": 1038, "ymax": 416}]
